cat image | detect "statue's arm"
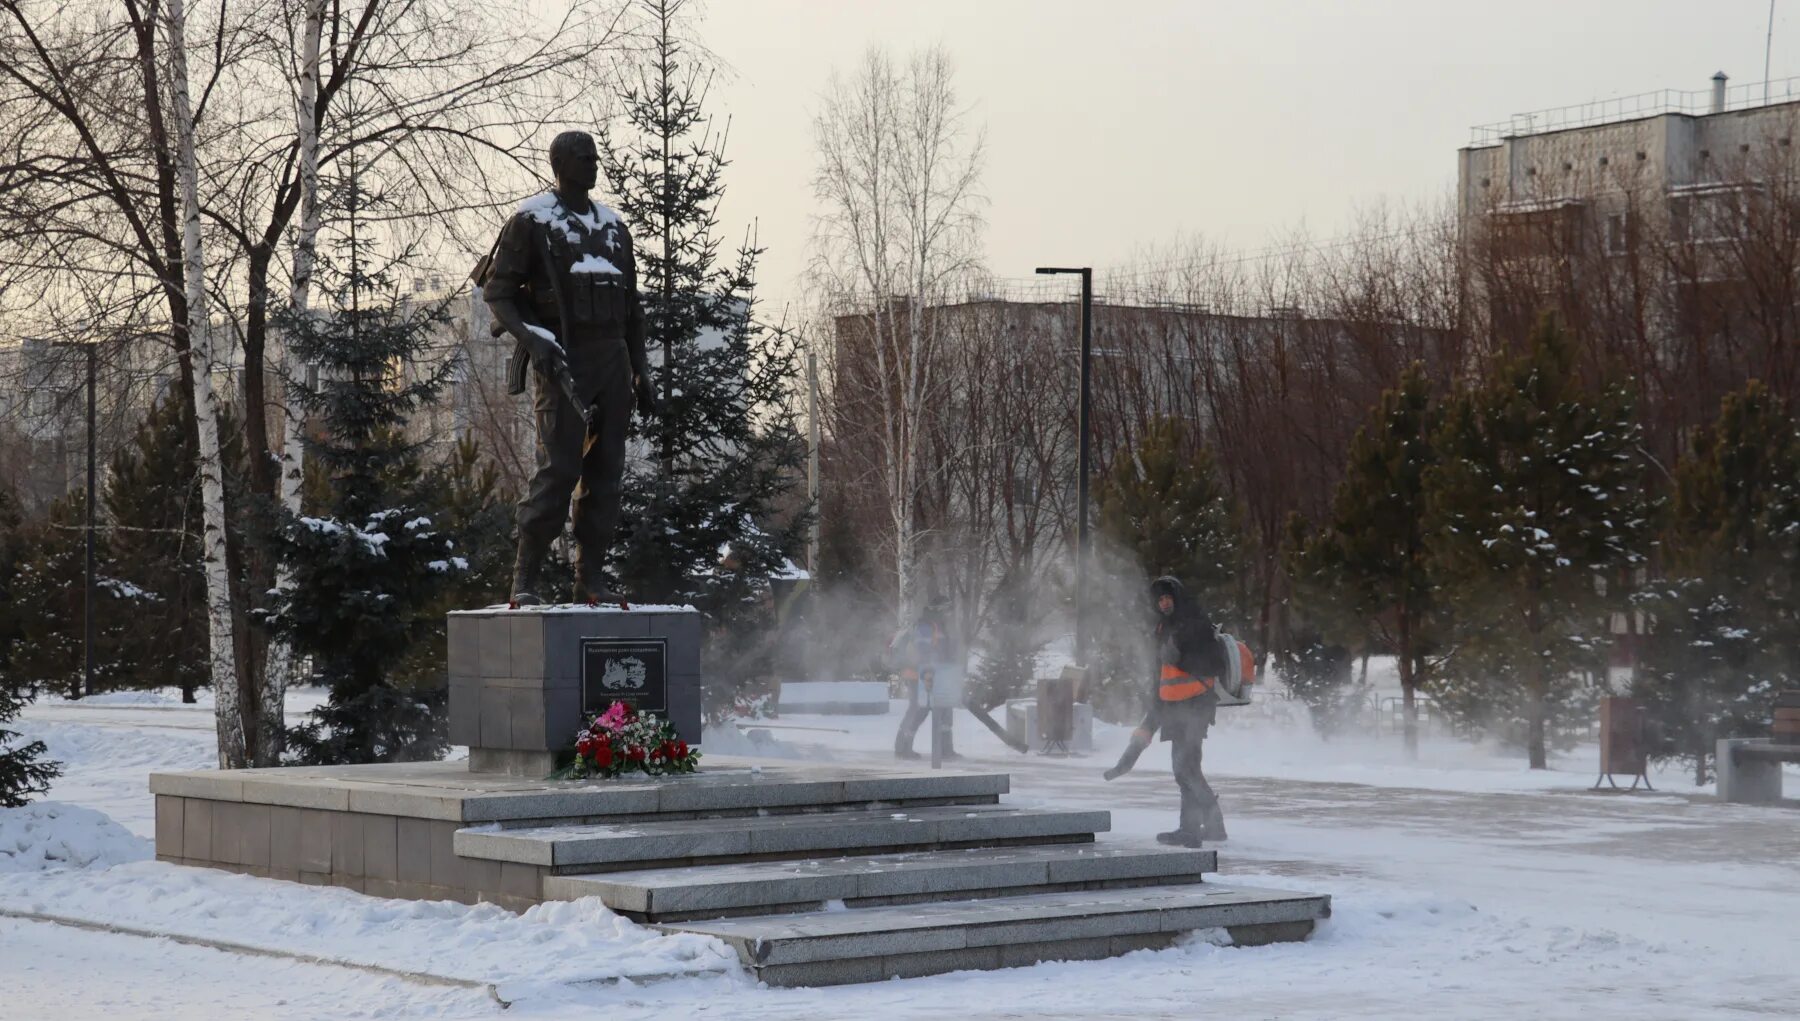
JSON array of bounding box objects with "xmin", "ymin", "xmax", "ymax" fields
[{"xmin": 482, "ymin": 215, "xmax": 561, "ymax": 365}]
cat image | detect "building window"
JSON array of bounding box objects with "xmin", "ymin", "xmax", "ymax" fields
[
  {"xmin": 1670, "ymin": 186, "xmax": 1754, "ymax": 244},
  {"xmin": 1604, "ymin": 213, "xmax": 1629, "ymax": 255}
]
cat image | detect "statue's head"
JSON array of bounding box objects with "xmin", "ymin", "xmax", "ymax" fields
[{"xmin": 549, "ymin": 131, "xmax": 598, "ymax": 193}]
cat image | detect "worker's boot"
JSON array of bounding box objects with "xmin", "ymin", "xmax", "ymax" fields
[{"xmin": 1200, "ymin": 802, "xmax": 1228, "ymax": 842}]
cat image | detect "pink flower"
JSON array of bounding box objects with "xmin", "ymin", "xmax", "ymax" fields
[{"xmin": 596, "ymin": 702, "xmax": 630, "ymax": 731}]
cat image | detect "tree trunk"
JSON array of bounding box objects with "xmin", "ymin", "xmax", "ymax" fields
[
  {"xmin": 1528, "ymin": 666, "xmax": 1549, "ymax": 770},
  {"xmin": 1398, "ymin": 612, "xmax": 1418, "ymax": 760},
  {"xmin": 259, "ymin": 0, "xmax": 327, "ymax": 767},
  {"xmin": 165, "ymin": 0, "xmax": 244, "ymax": 769}
]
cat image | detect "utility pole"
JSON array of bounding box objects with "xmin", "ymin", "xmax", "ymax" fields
[{"xmin": 1034, "ymin": 266, "xmax": 1094, "ymax": 666}]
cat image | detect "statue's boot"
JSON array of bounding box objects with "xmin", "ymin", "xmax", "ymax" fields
[
  {"xmin": 510, "ymin": 535, "xmax": 551, "ymax": 606},
  {"xmin": 573, "ymin": 544, "xmax": 625, "ymax": 606}
]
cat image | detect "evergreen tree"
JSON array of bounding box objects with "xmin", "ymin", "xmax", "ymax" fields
[
  {"xmin": 0, "ymin": 681, "xmax": 58, "ymax": 808},
  {"xmin": 0, "ymin": 484, "xmax": 58, "ymax": 806},
  {"xmin": 1633, "ymin": 382, "xmax": 1800, "ymax": 782},
  {"xmin": 0, "ymin": 485, "xmax": 27, "ymax": 678},
  {"xmin": 262, "ymin": 196, "xmax": 465, "ymax": 764},
  {"xmin": 968, "ymin": 570, "xmax": 1045, "ymax": 710},
  {"xmin": 7, "ymin": 491, "xmax": 132, "ymax": 696},
  {"xmin": 1089, "ymin": 417, "xmax": 1243, "ymax": 722},
  {"xmin": 1097, "ymin": 417, "xmax": 1242, "ymax": 615},
  {"xmin": 1424, "ymin": 318, "xmax": 1653, "ymax": 768},
  {"xmin": 103, "ymin": 395, "xmax": 219, "ymax": 701},
  {"xmin": 1293, "ymin": 363, "xmax": 1442, "ymax": 756},
  {"xmin": 390, "ymin": 437, "xmax": 517, "ymax": 691},
  {"xmin": 597, "ymin": 0, "xmax": 809, "ymax": 717},
  {"xmin": 1281, "ymin": 515, "xmax": 1363, "ymax": 738}
]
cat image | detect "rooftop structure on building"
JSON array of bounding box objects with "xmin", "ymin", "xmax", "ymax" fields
[{"xmin": 1458, "ymin": 72, "xmax": 1800, "ymax": 227}]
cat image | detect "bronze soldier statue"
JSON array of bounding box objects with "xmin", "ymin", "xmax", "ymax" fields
[{"xmin": 481, "ymin": 131, "xmax": 660, "ymax": 605}]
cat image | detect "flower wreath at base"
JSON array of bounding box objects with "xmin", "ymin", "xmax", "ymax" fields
[{"xmin": 560, "ymin": 701, "xmax": 700, "ymax": 780}]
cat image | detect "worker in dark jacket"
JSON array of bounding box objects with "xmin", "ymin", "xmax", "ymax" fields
[
  {"xmin": 889, "ymin": 599, "xmax": 956, "ymax": 760},
  {"xmin": 1104, "ymin": 576, "xmax": 1228, "ymax": 847}
]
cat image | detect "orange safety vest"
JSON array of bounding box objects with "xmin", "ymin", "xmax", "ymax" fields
[{"xmin": 1158, "ymin": 663, "xmax": 1215, "ymax": 702}]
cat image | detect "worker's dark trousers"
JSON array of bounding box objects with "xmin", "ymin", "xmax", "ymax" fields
[
  {"xmin": 894, "ymin": 686, "xmax": 930, "ymax": 756},
  {"xmin": 516, "ymin": 333, "xmax": 633, "ymax": 575},
  {"xmin": 1163, "ymin": 701, "xmax": 1223, "ymax": 838}
]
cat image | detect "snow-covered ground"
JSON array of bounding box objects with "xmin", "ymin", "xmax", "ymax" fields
[{"xmin": 4, "ymin": 682, "xmax": 1799, "ymax": 1019}]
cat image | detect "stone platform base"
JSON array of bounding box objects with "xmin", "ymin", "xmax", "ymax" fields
[
  {"xmin": 1717, "ymin": 737, "xmax": 1800, "ymax": 804},
  {"xmin": 148, "ymin": 758, "xmax": 1329, "ymax": 986}
]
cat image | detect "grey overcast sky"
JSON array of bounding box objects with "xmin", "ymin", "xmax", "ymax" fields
[{"xmin": 689, "ymin": 0, "xmax": 1798, "ymax": 317}]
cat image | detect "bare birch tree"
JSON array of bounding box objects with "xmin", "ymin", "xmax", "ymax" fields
[
  {"xmin": 261, "ymin": 0, "xmax": 325, "ymax": 761},
  {"xmin": 811, "ymin": 44, "xmax": 984, "ymax": 626},
  {"xmin": 163, "ymin": 0, "xmax": 243, "ymax": 766}
]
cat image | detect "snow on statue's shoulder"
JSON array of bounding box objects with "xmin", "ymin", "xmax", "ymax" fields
[{"xmin": 516, "ymin": 192, "xmax": 622, "ymax": 240}]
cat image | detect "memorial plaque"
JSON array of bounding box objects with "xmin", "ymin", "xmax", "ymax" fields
[{"xmin": 582, "ymin": 637, "xmax": 669, "ymax": 717}]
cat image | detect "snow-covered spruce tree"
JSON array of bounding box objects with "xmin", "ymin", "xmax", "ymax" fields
[
  {"xmin": 968, "ymin": 571, "xmax": 1046, "ymax": 711},
  {"xmin": 1633, "ymin": 382, "xmax": 1800, "ymax": 783},
  {"xmin": 5, "ymin": 492, "xmax": 132, "ymax": 697},
  {"xmin": 0, "ymin": 484, "xmax": 57, "ymax": 807},
  {"xmin": 1293, "ymin": 363, "xmax": 1444, "ymax": 756},
  {"xmin": 262, "ymin": 197, "xmax": 464, "ymax": 765},
  {"xmin": 1424, "ymin": 318, "xmax": 1653, "ymax": 768},
  {"xmin": 1281, "ymin": 515, "xmax": 1364, "ymax": 739},
  {"xmin": 0, "ymin": 487, "xmax": 24, "ymax": 671},
  {"xmin": 597, "ymin": 0, "xmax": 808, "ymax": 718},
  {"xmin": 0, "ymin": 680, "xmax": 58, "ymax": 808},
  {"xmin": 388, "ymin": 437, "xmax": 517, "ymax": 692},
  {"xmin": 1089, "ymin": 417, "xmax": 1244, "ymax": 722},
  {"xmin": 1097, "ymin": 417, "xmax": 1243, "ymax": 618},
  {"xmin": 103, "ymin": 395, "xmax": 237, "ymax": 702}
]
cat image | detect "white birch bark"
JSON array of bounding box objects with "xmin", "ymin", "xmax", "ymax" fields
[
  {"xmin": 813, "ymin": 46, "xmax": 982, "ymax": 630},
  {"xmin": 261, "ymin": 0, "xmax": 326, "ymax": 764},
  {"xmin": 165, "ymin": 0, "xmax": 244, "ymax": 768}
]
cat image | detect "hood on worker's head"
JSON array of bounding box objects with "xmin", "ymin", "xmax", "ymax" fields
[
  {"xmin": 919, "ymin": 594, "xmax": 950, "ymax": 624},
  {"xmin": 1150, "ymin": 575, "xmax": 1184, "ymax": 614}
]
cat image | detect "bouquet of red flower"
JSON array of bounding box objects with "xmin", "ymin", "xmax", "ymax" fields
[{"xmin": 569, "ymin": 702, "xmax": 700, "ymax": 780}]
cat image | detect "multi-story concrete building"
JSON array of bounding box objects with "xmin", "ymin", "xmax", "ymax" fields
[
  {"xmin": 1455, "ymin": 72, "xmax": 1800, "ymax": 458},
  {"xmin": 1458, "ymin": 72, "xmax": 1800, "ymax": 243}
]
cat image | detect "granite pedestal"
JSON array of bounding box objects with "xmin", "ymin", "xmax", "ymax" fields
[{"xmin": 448, "ymin": 605, "xmax": 702, "ymax": 777}]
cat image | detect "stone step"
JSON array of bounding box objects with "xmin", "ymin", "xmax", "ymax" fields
[
  {"xmin": 541, "ymin": 843, "xmax": 1217, "ymax": 921},
  {"xmin": 662, "ymin": 882, "xmax": 1331, "ymax": 987},
  {"xmin": 147, "ymin": 760, "xmax": 1009, "ymax": 826},
  {"xmin": 455, "ymin": 805, "xmax": 1110, "ymax": 873}
]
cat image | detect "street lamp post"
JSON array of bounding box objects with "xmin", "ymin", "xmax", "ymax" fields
[
  {"xmin": 83, "ymin": 340, "xmax": 95, "ymax": 701},
  {"xmin": 1035, "ymin": 266, "xmax": 1093, "ymax": 667}
]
